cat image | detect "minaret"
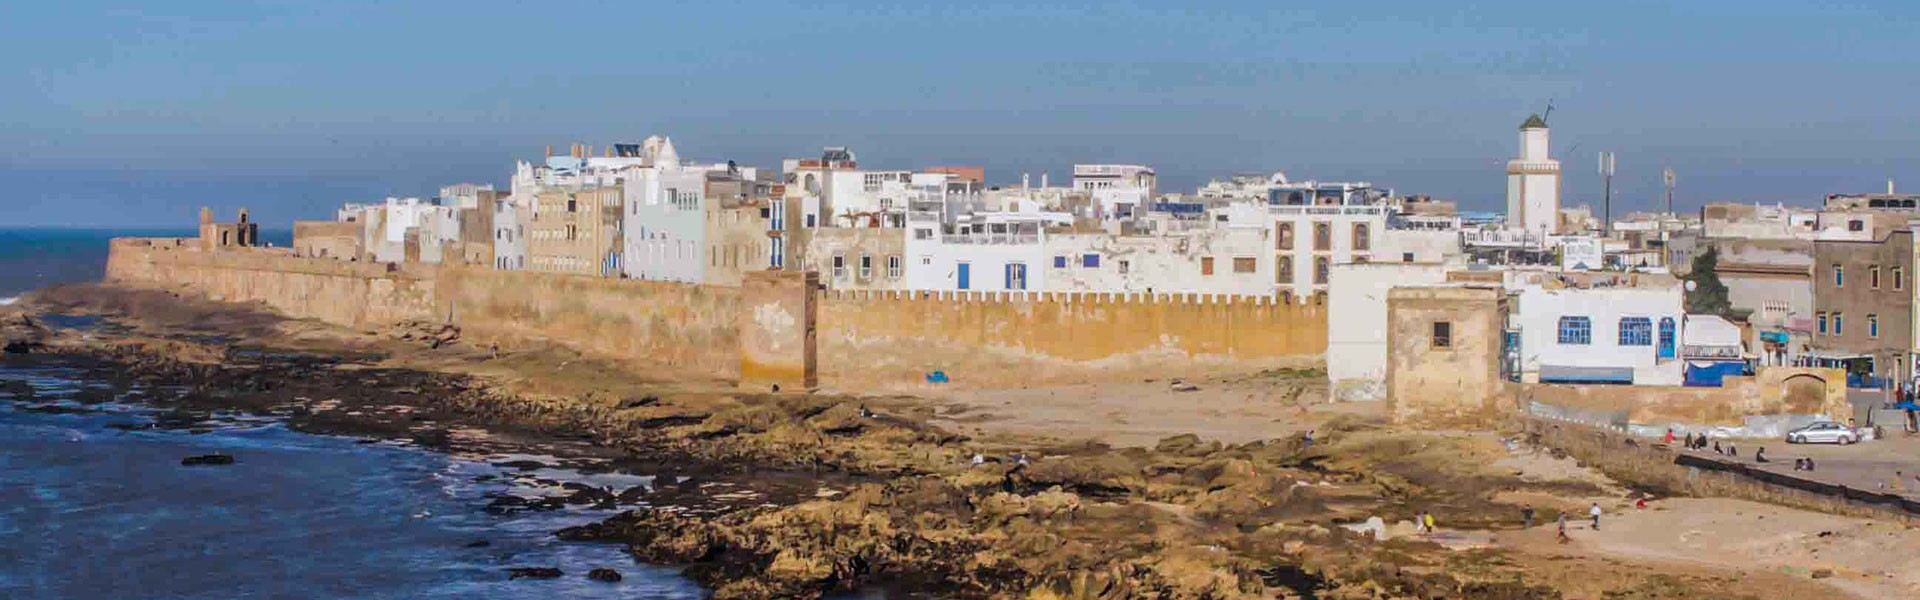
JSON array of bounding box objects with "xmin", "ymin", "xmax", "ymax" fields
[{"xmin": 1506, "ymin": 114, "xmax": 1562, "ymax": 233}]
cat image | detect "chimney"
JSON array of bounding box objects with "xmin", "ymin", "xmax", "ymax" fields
[{"xmin": 1041, "ymin": 172, "xmax": 1049, "ymax": 188}]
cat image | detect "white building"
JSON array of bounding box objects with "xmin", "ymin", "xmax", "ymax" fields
[
  {"xmin": 1328, "ymin": 263, "xmax": 1451, "ymax": 401},
  {"xmin": 1506, "ymin": 114, "xmax": 1561, "ymax": 234},
  {"xmin": 902, "ymin": 209, "xmax": 1069, "ymax": 291},
  {"xmin": 1511, "ymin": 272, "xmax": 1685, "ymax": 386},
  {"xmin": 1042, "ymin": 227, "xmax": 1275, "ymax": 295},
  {"xmin": 337, "ymin": 197, "xmax": 455, "ymax": 264},
  {"xmin": 1074, "ymin": 164, "xmax": 1155, "ymax": 220},
  {"xmin": 621, "ymin": 153, "xmax": 711, "ymax": 283},
  {"xmin": 492, "ymin": 193, "xmax": 528, "ymax": 270}
]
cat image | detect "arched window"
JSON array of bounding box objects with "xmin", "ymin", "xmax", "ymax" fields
[
  {"xmin": 1313, "ymin": 223, "xmax": 1332, "ymax": 251},
  {"xmin": 1352, "ymin": 223, "xmax": 1371, "ymax": 251}
]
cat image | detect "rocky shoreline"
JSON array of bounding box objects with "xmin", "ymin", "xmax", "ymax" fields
[{"xmin": 3, "ymin": 285, "xmax": 1848, "ymax": 600}]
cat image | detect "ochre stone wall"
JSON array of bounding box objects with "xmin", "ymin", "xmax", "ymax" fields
[
  {"xmin": 106, "ymin": 238, "xmax": 1332, "ymax": 387},
  {"xmin": 434, "ymin": 265, "xmax": 741, "ymax": 376},
  {"xmin": 738, "ymin": 270, "xmax": 817, "ymax": 391},
  {"xmin": 817, "ymin": 289, "xmax": 1327, "ymax": 387},
  {"xmin": 1523, "ymin": 366, "xmax": 1850, "ymax": 425},
  {"xmin": 106, "ymin": 238, "xmax": 436, "ymax": 327},
  {"xmin": 1386, "ymin": 286, "xmax": 1511, "ymax": 426}
]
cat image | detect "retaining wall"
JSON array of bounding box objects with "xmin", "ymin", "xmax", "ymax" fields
[
  {"xmin": 104, "ymin": 239, "xmax": 1331, "ymax": 387},
  {"xmin": 818, "ymin": 289, "xmax": 1326, "ymax": 387}
]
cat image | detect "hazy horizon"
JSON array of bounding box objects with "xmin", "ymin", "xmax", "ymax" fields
[{"xmin": 5, "ymin": 1, "xmax": 1918, "ymax": 227}]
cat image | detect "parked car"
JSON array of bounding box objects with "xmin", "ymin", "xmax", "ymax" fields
[{"xmin": 1785, "ymin": 421, "xmax": 1859, "ymax": 445}]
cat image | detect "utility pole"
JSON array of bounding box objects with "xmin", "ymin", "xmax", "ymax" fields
[
  {"xmin": 1663, "ymin": 167, "xmax": 1677, "ymax": 269},
  {"xmin": 1598, "ymin": 152, "xmax": 1616, "ymax": 237}
]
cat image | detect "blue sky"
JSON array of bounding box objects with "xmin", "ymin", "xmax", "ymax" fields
[{"xmin": 3, "ymin": 1, "xmax": 1917, "ymax": 226}]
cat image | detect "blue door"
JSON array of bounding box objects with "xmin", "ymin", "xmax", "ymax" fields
[
  {"xmin": 957, "ymin": 262, "xmax": 971, "ymax": 289},
  {"xmin": 1657, "ymin": 317, "xmax": 1676, "ymax": 359}
]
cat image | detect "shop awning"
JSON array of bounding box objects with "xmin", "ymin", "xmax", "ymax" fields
[{"xmin": 1539, "ymin": 365, "xmax": 1635, "ymax": 384}]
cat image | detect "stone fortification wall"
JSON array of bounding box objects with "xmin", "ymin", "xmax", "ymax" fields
[
  {"xmin": 434, "ymin": 265, "xmax": 742, "ymax": 376},
  {"xmin": 105, "ymin": 238, "xmax": 436, "ymax": 327},
  {"xmin": 818, "ymin": 289, "xmax": 1326, "ymax": 387},
  {"xmin": 1521, "ymin": 366, "xmax": 1851, "ymax": 432},
  {"xmin": 106, "ymin": 239, "xmax": 1332, "ymax": 387}
]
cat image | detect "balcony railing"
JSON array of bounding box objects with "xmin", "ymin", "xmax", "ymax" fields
[
  {"xmin": 941, "ymin": 233, "xmax": 1041, "ymax": 245},
  {"xmin": 1267, "ymin": 205, "xmax": 1387, "ymax": 216}
]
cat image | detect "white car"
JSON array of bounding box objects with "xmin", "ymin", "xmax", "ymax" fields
[{"xmin": 1785, "ymin": 422, "xmax": 1858, "ymax": 445}]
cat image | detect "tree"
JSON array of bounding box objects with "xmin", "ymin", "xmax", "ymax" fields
[{"xmin": 1685, "ymin": 246, "xmax": 1733, "ymax": 316}]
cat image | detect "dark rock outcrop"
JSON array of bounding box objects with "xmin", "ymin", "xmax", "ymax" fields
[
  {"xmin": 586, "ymin": 568, "xmax": 622, "ymax": 582},
  {"xmin": 180, "ymin": 454, "xmax": 235, "ymax": 466},
  {"xmin": 507, "ymin": 567, "xmax": 563, "ymax": 580}
]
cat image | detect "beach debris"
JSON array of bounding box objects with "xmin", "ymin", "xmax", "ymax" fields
[
  {"xmin": 587, "ymin": 568, "xmax": 623, "ymax": 583},
  {"xmin": 1170, "ymin": 379, "xmax": 1201, "ymax": 392},
  {"xmin": 180, "ymin": 453, "xmax": 235, "ymax": 466}
]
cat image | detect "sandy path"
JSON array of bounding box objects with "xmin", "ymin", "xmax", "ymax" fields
[
  {"xmin": 1507, "ymin": 497, "xmax": 1920, "ymax": 599},
  {"xmin": 919, "ymin": 374, "xmax": 1378, "ymax": 447}
]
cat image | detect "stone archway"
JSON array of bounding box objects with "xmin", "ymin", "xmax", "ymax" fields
[{"xmin": 1780, "ymin": 373, "xmax": 1827, "ymax": 413}]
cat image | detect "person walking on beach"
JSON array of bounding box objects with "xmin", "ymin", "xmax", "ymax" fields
[
  {"xmin": 1521, "ymin": 503, "xmax": 1536, "ymax": 529},
  {"xmin": 1556, "ymin": 514, "xmax": 1570, "ymax": 543},
  {"xmin": 1588, "ymin": 502, "xmax": 1603, "ymax": 530},
  {"xmin": 1423, "ymin": 512, "xmax": 1437, "ymax": 534},
  {"xmin": 1665, "ymin": 428, "xmax": 1675, "ymax": 445}
]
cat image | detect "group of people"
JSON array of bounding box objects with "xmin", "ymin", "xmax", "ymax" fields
[{"xmin": 1674, "ymin": 429, "xmax": 1718, "ymax": 453}]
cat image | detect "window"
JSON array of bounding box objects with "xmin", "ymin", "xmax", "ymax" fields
[
  {"xmin": 859, "ymin": 254, "xmax": 872, "ymax": 279},
  {"xmin": 1432, "ymin": 322, "xmax": 1452, "ymax": 349},
  {"xmin": 1402, "ymin": 252, "xmax": 1415, "ymax": 263},
  {"xmin": 1872, "ymin": 265, "xmax": 1882, "ymax": 289},
  {"xmin": 1233, "ymin": 257, "xmax": 1257, "ymax": 273},
  {"xmin": 1817, "ymin": 312, "xmax": 1828, "ymax": 334},
  {"xmin": 1896, "ymin": 267, "xmax": 1906, "ymax": 291},
  {"xmin": 1118, "ymin": 260, "xmax": 1129, "ymax": 274},
  {"xmin": 1054, "ymin": 256, "xmax": 1068, "ymax": 268},
  {"xmin": 805, "ymin": 214, "xmax": 817, "ymax": 228},
  {"xmin": 567, "ymin": 199, "xmax": 577, "ymax": 213},
  {"xmin": 1276, "ymin": 222, "xmax": 1294, "ymax": 250},
  {"xmin": 1558, "ymin": 316, "xmax": 1592, "ymax": 345},
  {"xmin": 1313, "ymin": 222, "xmax": 1332, "ymax": 251},
  {"xmin": 1352, "ymin": 223, "xmax": 1371, "ymax": 251},
  {"xmin": 770, "ymin": 200, "xmax": 785, "ymax": 230},
  {"xmin": 1869, "ymin": 314, "xmax": 1879, "ymax": 338},
  {"xmin": 1082, "ymin": 254, "xmax": 1100, "ymax": 268},
  {"xmin": 887, "ymin": 255, "xmax": 901, "ymax": 278},
  {"xmin": 770, "ymin": 237, "xmax": 785, "ymax": 268},
  {"xmin": 921, "ymin": 255, "xmax": 931, "ymax": 266},
  {"xmin": 1277, "ymin": 256, "xmax": 1294, "ymax": 282},
  {"xmin": 1834, "ymin": 264, "xmax": 1844, "ymax": 287},
  {"xmin": 832, "ymin": 254, "xmax": 846, "ymax": 279},
  {"xmin": 1005, "ymin": 262, "xmax": 1027, "ymax": 290},
  {"xmin": 914, "ymin": 228, "xmax": 933, "ymax": 240},
  {"xmin": 1849, "ymin": 219, "xmax": 1864, "ymax": 232},
  {"xmin": 1618, "ymin": 317, "xmax": 1653, "ymax": 346},
  {"xmin": 1201, "ymin": 257, "xmax": 1215, "ymax": 276},
  {"xmin": 1314, "ymin": 256, "xmax": 1330, "ymax": 284},
  {"xmin": 1833, "ymin": 312, "xmax": 1844, "ymax": 335}
]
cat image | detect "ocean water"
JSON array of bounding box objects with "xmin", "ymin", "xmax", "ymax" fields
[
  {"xmin": 0, "ymin": 228, "xmax": 293, "ymax": 301},
  {"xmin": 0, "ymin": 357, "xmax": 705, "ymax": 599}
]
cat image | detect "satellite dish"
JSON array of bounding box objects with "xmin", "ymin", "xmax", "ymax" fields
[{"xmin": 1685, "ymin": 280, "xmax": 1698, "ymax": 292}]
